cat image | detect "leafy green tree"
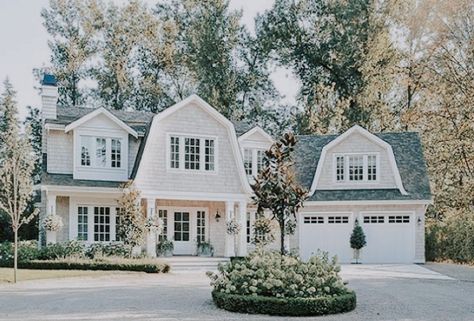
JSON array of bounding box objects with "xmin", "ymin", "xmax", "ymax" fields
[
  {"xmin": 252, "ymin": 133, "xmax": 307, "ymax": 254},
  {"xmin": 350, "ymin": 220, "xmax": 366, "ymax": 264},
  {"xmin": 117, "ymin": 181, "xmax": 145, "ymax": 252},
  {"xmin": 41, "ymin": 0, "xmax": 99, "ymax": 106},
  {"xmin": 0, "ymin": 79, "xmax": 39, "ymax": 283}
]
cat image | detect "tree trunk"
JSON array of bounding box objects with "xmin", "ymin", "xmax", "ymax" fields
[
  {"xmin": 14, "ymin": 228, "xmax": 18, "ymax": 283},
  {"xmin": 280, "ymin": 221, "xmax": 285, "ymax": 255}
]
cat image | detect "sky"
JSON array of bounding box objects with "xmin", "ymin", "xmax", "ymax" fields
[{"xmin": 0, "ymin": 0, "xmax": 299, "ymax": 121}]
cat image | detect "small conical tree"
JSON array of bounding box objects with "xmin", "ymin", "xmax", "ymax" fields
[{"xmin": 350, "ymin": 220, "xmax": 367, "ymax": 264}]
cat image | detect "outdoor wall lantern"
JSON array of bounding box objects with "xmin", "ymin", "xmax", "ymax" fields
[
  {"xmin": 215, "ymin": 210, "xmax": 221, "ymax": 222},
  {"xmin": 417, "ymin": 217, "xmax": 422, "ymax": 225}
]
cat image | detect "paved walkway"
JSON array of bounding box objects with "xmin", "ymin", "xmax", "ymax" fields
[{"xmin": 0, "ymin": 264, "xmax": 472, "ymax": 321}]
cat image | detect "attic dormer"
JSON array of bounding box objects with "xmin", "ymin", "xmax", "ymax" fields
[{"xmin": 238, "ymin": 126, "xmax": 274, "ymax": 180}]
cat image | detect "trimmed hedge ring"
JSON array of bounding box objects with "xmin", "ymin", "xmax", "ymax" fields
[{"xmin": 212, "ymin": 290, "xmax": 356, "ymax": 316}]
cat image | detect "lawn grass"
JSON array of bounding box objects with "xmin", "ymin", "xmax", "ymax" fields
[{"xmin": 0, "ymin": 267, "xmax": 135, "ymax": 283}]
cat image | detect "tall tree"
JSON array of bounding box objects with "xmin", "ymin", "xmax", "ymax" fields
[
  {"xmin": 0, "ymin": 79, "xmax": 39, "ymax": 283},
  {"xmin": 41, "ymin": 0, "xmax": 99, "ymax": 106},
  {"xmin": 252, "ymin": 133, "xmax": 308, "ymax": 254}
]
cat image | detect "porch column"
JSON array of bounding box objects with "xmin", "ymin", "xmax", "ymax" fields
[
  {"xmin": 146, "ymin": 198, "xmax": 157, "ymax": 258},
  {"xmin": 46, "ymin": 193, "xmax": 57, "ymax": 244},
  {"xmin": 237, "ymin": 201, "xmax": 248, "ymax": 257},
  {"xmin": 224, "ymin": 201, "xmax": 235, "ymax": 257}
]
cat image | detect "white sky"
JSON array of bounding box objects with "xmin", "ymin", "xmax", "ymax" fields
[{"xmin": 0, "ymin": 0, "xmax": 299, "ymax": 120}]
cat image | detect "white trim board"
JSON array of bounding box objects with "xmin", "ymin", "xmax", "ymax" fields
[
  {"xmin": 309, "ymin": 125, "xmax": 408, "ymax": 196},
  {"xmin": 65, "ymin": 108, "xmax": 138, "ymax": 138},
  {"xmin": 304, "ymin": 199, "xmax": 432, "ymax": 206},
  {"xmin": 238, "ymin": 126, "xmax": 274, "ymax": 144}
]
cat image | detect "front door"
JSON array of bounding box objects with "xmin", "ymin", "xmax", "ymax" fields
[{"xmin": 173, "ymin": 211, "xmax": 193, "ymax": 255}]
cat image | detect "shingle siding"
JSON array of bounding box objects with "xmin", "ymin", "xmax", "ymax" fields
[{"xmin": 47, "ymin": 130, "xmax": 73, "ymax": 174}]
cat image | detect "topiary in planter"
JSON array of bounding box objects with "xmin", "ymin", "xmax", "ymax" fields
[{"xmin": 207, "ymin": 249, "xmax": 356, "ymax": 316}]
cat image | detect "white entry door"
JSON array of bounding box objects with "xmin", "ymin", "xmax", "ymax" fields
[
  {"xmin": 300, "ymin": 213, "xmax": 354, "ymax": 263},
  {"xmin": 173, "ymin": 211, "xmax": 193, "ymax": 255}
]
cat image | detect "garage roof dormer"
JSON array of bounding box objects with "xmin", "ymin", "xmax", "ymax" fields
[{"xmin": 309, "ymin": 125, "xmax": 408, "ymax": 196}]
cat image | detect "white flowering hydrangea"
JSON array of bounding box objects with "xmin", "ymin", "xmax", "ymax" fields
[
  {"xmin": 43, "ymin": 215, "xmax": 63, "ymax": 232},
  {"xmin": 207, "ymin": 249, "xmax": 349, "ymax": 299}
]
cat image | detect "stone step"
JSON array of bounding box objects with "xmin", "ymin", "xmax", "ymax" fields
[{"xmin": 160, "ymin": 256, "xmax": 230, "ymax": 272}]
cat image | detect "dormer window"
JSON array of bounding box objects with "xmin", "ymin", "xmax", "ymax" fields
[
  {"xmin": 334, "ymin": 153, "xmax": 378, "ymax": 183},
  {"xmin": 79, "ymin": 135, "xmax": 123, "ymax": 169},
  {"xmin": 168, "ymin": 134, "xmax": 217, "ymax": 172},
  {"xmin": 243, "ymin": 148, "xmax": 266, "ymax": 179}
]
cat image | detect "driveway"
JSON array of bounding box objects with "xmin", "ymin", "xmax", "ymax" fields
[{"xmin": 0, "ymin": 264, "xmax": 473, "ymax": 321}]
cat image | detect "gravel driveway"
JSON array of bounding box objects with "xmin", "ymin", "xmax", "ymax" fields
[{"xmin": 0, "ymin": 264, "xmax": 473, "ymax": 321}]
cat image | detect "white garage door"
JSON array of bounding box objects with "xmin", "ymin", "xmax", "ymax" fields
[
  {"xmin": 300, "ymin": 213, "xmax": 353, "ymax": 263},
  {"xmin": 360, "ymin": 213, "xmax": 415, "ymax": 263}
]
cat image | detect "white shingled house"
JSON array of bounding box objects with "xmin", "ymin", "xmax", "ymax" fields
[{"xmin": 39, "ymin": 75, "xmax": 432, "ymax": 263}]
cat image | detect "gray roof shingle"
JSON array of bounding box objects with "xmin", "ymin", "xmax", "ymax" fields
[
  {"xmin": 294, "ymin": 132, "xmax": 432, "ymax": 201},
  {"xmin": 42, "ymin": 172, "xmax": 123, "ymax": 188}
]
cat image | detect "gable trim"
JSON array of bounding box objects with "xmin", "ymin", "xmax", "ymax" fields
[
  {"xmin": 238, "ymin": 126, "xmax": 275, "ymax": 144},
  {"xmin": 64, "ymin": 107, "xmax": 138, "ymax": 138},
  {"xmin": 309, "ymin": 125, "xmax": 408, "ymax": 196},
  {"xmin": 134, "ymin": 94, "xmax": 253, "ymax": 195}
]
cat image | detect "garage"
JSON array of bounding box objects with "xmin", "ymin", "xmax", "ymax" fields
[
  {"xmin": 300, "ymin": 213, "xmax": 354, "ymax": 263},
  {"xmin": 360, "ymin": 212, "xmax": 416, "ymax": 263},
  {"xmin": 300, "ymin": 212, "xmax": 417, "ymax": 264}
]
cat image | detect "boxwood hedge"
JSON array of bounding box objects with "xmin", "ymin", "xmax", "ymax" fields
[
  {"xmin": 5, "ymin": 259, "xmax": 170, "ymax": 273},
  {"xmin": 212, "ymin": 290, "xmax": 356, "ymax": 316}
]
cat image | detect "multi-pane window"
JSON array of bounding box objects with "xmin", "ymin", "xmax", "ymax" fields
[
  {"xmin": 81, "ymin": 137, "xmax": 92, "ymax": 166},
  {"xmin": 246, "ymin": 212, "xmax": 251, "ymax": 243},
  {"xmin": 184, "ymin": 138, "xmax": 200, "ymax": 170},
  {"xmin": 368, "ymin": 155, "xmax": 377, "ymax": 181},
  {"xmin": 94, "ymin": 206, "xmax": 110, "ymax": 242},
  {"xmin": 336, "ymin": 156, "xmax": 345, "ymax": 181},
  {"xmin": 95, "ymin": 138, "xmax": 107, "ymax": 167},
  {"xmin": 77, "ymin": 206, "xmax": 88, "ymax": 241},
  {"xmin": 257, "ymin": 150, "xmax": 265, "ymax": 173},
  {"xmin": 174, "ymin": 212, "xmax": 190, "ymax": 241},
  {"xmin": 170, "ymin": 136, "xmax": 180, "ymax": 169},
  {"xmin": 205, "ymin": 140, "xmax": 215, "ymax": 171},
  {"xmin": 244, "ymin": 149, "xmax": 253, "ymax": 176},
  {"xmin": 389, "ymin": 215, "xmax": 410, "ymax": 223},
  {"xmin": 328, "ymin": 216, "xmax": 349, "ymax": 224},
  {"xmin": 158, "ymin": 209, "xmax": 168, "ymax": 241},
  {"xmin": 349, "ymin": 155, "xmax": 364, "ymax": 181},
  {"xmin": 111, "ymin": 139, "xmax": 121, "ymax": 168},
  {"xmin": 304, "ymin": 216, "xmax": 324, "ymax": 224},
  {"xmin": 196, "ymin": 211, "xmax": 206, "ymax": 243},
  {"xmin": 363, "ymin": 216, "xmax": 385, "ymax": 223}
]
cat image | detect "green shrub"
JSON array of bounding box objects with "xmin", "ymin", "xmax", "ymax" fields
[
  {"xmin": 208, "ymin": 249, "xmax": 349, "ymax": 299},
  {"xmin": 38, "ymin": 240, "xmax": 85, "ymax": 260},
  {"xmin": 85, "ymin": 242, "xmax": 132, "ymax": 259},
  {"xmin": 10, "ymin": 258, "xmax": 169, "ymax": 273},
  {"xmin": 212, "ymin": 290, "xmax": 356, "ymax": 316},
  {"xmin": 0, "ymin": 241, "xmax": 41, "ymax": 265}
]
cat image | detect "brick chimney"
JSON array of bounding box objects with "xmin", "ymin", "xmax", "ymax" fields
[{"xmin": 40, "ymin": 74, "xmax": 58, "ymax": 120}]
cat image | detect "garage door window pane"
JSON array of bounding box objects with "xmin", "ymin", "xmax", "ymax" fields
[
  {"xmin": 304, "ymin": 216, "xmax": 324, "ymax": 224},
  {"xmin": 328, "ymin": 216, "xmax": 349, "ymax": 224},
  {"xmin": 388, "ymin": 215, "xmax": 410, "ymax": 223},
  {"xmin": 363, "ymin": 216, "xmax": 384, "ymax": 223}
]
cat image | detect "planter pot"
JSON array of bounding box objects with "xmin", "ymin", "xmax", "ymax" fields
[
  {"xmin": 46, "ymin": 230, "xmax": 57, "ymax": 244},
  {"xmin": 352, "ymin": 249, "xmax": 362, "ymax": 264},
  {"xmin": 197, "ymin": 249, "xmax": 213, "ymax": 257}
]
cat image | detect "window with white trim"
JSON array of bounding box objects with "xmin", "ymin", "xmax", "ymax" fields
[
  {"xmin": 334, "ymin": 154, "xmax": 378, "ymax": 183},
  {"xmin": 244, "ymin": 149, "xmax": 253, "ymax": 176},
  {"xmin": 196, "ymin": 211, "xmax": 206, "ymax": 243},
  {"xmin": 79, "ymin": 136, "xmax": 123, "ymax": 169},
  {"xmin": 77, "ymin": 206, "xmax": 88, "ymax": 241},
  {"xmin": 170, "ymin": 136, "xmax": 180, "ymax": 169},
  {"xmin": 168, "ymin": 135, "xmax": 216, "ymax": 172},
  {"xmin": 257, "ymin": 150, "xmax": 265, "ymax": 172},
  {"xmin": 111, "ymin": 139, "xmax": 121, "ymax": 168},
  {"xmin": 94, "ymin": 206, "xmax": 110, "ymax": 241},
  {"xmin": 158, "ymin": 209, "xmax": 168, "ymax": 241}
]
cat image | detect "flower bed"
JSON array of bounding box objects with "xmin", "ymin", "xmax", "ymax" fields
[
  {"xmin": 212, "ymin": 290, "xmax": 356, "ymax": 316},
  {"xmin": 207, "ymin": 249, "xmax": 356, "ymax": 316}
]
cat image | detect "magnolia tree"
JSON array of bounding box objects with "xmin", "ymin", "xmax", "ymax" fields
[
  {"xmin": 0, "ymin": 79, "xmax": 38, "ymax": 283},
  {"xmin": 252, "ymin": 133, "xmax": 308, "ymax": 254},
  {"xmin": 117, "ymin": 181, "xmax": 145, "ymax": 255}
]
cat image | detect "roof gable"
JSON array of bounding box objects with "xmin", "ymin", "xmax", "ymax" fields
[
  {"xmin": 64, "ymin": 107, "xmax": 138, "ymax": 138},
  {"xmin": 238, "ymin": 126, "xmax": 274, "ymax": 144}
]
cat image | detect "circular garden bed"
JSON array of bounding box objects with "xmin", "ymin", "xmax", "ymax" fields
[{"xmin": 212, "ymin": 290, "xmax": 356, "ymax": 316}]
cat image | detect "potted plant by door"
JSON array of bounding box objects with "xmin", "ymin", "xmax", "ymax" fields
[
  {"xmin": 197, "ymin": 240, "xmax": 214, "ymax": 257},
  {"xmin": 43, "ymin": 214, "xmax": 63, "ymax": 244},
  {"xmin": 350, "ymin": 220, "xmax": 367, "ymax": 264},
  {"xmin": 157, "ymin": 239, "xmax": 174, "ymax": 257}
]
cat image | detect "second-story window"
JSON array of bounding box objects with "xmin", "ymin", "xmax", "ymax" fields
[
  {"xmin": 243, "ymin": 148, "xmax": 266, "ymax": 179},
  {"xmin": 244, "ymin": 149, "xmax": 253, "ymax": 176},
  {"xmin": 334, "ymin": 154, "xmax": 378, "ymax": 183},
  {"xmin": 81, "ymin": 136, "xmax": 91, "ymax": 166},
  {"xmin": 257, "ymin": 150, "xmax": 265, "ymax": 172},
  {"xmin": 96, "ymin": 138, "xmax": 107, "ymax": 167},
  {"xmin": 111, "ymin": 139, "xmax": 121, "ymax": 168},
  {"xmin": 169, "ymin": 135, "xmax": 216, "ymax": 172}
]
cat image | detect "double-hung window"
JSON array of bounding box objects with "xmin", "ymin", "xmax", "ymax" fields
[
  {"xmin": 335, "ymin": 154, "xmax": 378, "ymax": 183},
  {"xmin": 169, "ymin": 135, "xmax": 216, "ymax": 172},
  {"xmin": 243, "ymin": 148, "xmax": 266, "ymax": 179},
  {"xmin": 79, "ymin": 136, "xmax": 123, "ymax": 169},
  {"xmin": 243, "ymin": 149, "xmax": 253, "ymax": 176}
]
